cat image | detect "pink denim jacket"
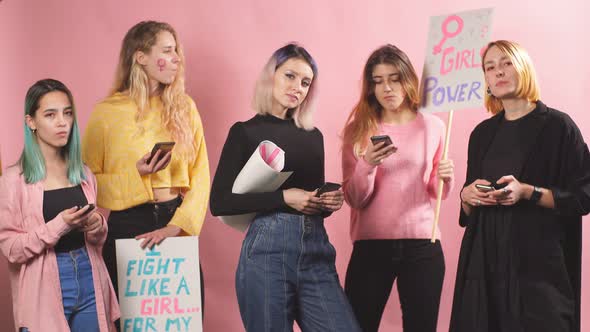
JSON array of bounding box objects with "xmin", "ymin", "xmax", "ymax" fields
[{"xmin": 0, "ymin": 166, "xmax": 120, "ymax": 331}]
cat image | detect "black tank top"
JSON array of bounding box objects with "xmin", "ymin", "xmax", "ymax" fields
[{"xmin": 43, "ymin": 185, "xmax": 88, "ymax": 252}]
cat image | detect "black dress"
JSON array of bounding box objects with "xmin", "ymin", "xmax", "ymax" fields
[{"xmin": 449, "ymin": 101, "xmax": 590, "ymax": 332}]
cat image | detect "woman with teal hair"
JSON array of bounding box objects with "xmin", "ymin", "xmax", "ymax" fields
[{"xmin": 0, "ymin": 79, "xmax": 119, "ymax": 332}]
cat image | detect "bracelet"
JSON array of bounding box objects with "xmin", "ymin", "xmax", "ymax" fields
[{"xmin": 529, "ymin": 185, "xmax": 542, "ymax": 204}]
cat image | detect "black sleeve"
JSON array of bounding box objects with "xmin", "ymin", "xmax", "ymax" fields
[
  {"xmin": 459, "ymin": 127, "xmax": 480, "ymax": 227},
  {"xmin": 316, "ymin": 132, "xmax": 333, "ymax": 218},
  {"xmin": 549, "ymin": 115, "xmax": 590, "ymax": 217},
  {"xmin": 210, "ymin": 123, "xmax": 287, "ymax": 216}
]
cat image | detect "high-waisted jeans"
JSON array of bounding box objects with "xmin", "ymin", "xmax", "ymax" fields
[{"xmin": 236, "ymin": 212, "xmax": 361, "ymax": 332}]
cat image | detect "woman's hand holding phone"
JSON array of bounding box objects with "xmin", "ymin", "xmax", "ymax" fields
[
  {"xmin": 489, "ymin": 175, "xmax": 522, "ymax": 206},
  {"xmin": 283, "ymin": 188, "xmax": 323, "ymax": 215},
  {"xmin": 137, "ymin": 149, "xmax": 172, "ymax": 176},
  {"xmin": 60, "ymin": 205, "xmax": 93, "ymax": 229},
  {"xmin": 80, "ymin": 211, "xmax": 103, "ymax": 234},
  {"xmin": 364, "ymin": 138, "xmax": 397, "ymax": 166},
  {"xmin": 318, "ymin": 190, "xmax": 344, "ymax": 212},
  {"xmin": 460, "ymin": 180, "xmax": 499, "ymax": 207},
  {"xmin": 314, "ymin": 183, "xmax": 344, "ymax": 212}
]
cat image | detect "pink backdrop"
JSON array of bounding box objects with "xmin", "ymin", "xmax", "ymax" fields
[{"xmin": 1, "ymin": 1, "xmax": 588, "ymax": 331}]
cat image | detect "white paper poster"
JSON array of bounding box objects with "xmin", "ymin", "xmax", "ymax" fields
[
  {"xmin": 219, "ymin": 140, "xmax": 292, "ymax": 232},
  {"xmin": 420, "ymin": 8, "xmax": 494, "ymax": 113},
  {"xmin": 116, "ymin": 236, "xmax": 202, "ymax": 332}
]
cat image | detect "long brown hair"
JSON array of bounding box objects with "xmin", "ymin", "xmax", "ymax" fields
[
  {"xmin": 342, "ymin": 44, "xmax": 419, "ymax": 155},
  {"xmin": 112, "ymin": 21, "xmax": 195, "ymax": 161}
]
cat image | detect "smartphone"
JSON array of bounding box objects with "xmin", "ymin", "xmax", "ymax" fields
[
  {"xmin": 78, "ymin": 204, "xmax": 95, "ymax": 216},
  {"xmin": 493, "ymin": 182, "xmax": 508, "ymax": 190},
  {"xmin": 315, "ymin": 182, "xmax": 342, "ymax": 197},
  {"xmin": 370, "ymin": 135, "xmax": 393, "ymax": 147},
  {"xmin": 147, "ymin": 142, "xmax": 175, "ymax": 164},
  {"xmin": 475, "ymin": 184, "xmax": 495, "ymax": 192}
]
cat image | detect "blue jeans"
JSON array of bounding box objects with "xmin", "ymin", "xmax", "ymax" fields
[
  {"xmin": 236, "ymin": 212, "xmax": 361, "ymax": 332},
  {"xmin": 56, "ymin": 247, "xmax": 99, "ymax": 332}
]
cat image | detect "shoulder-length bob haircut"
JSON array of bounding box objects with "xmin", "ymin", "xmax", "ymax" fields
[
  {"xmin": 252, "ymin": 43, "xmax": 318, "ymax": 130},
  {"xmin": 482, "ymin": 40, "xmax": 540, "ymax": 114},
  {"xmin": 111, "ymin": 20, "xmax": 196, "ymax": 162},
  {"xmin": 18, "ymin": 79, "xmax": 85, "ymax": 184},
  {"xmin": 343, "ymin": 44, "xmax": 420, "ymax": 155}
]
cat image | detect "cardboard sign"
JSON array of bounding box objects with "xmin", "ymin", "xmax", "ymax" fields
[
  {"xmin": 116, "ymin": 237, "xmax": 202, "ymax": 332},
  {"xmin": 420, "ymin": 8, "xmax": 494, "ymax": 113}
]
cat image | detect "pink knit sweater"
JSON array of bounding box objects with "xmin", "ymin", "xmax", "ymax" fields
[{"xmin": 342, "ymin": 112, "xmax": 454, "ymax": 241}]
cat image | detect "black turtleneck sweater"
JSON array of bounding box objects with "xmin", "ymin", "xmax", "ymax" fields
[{"xmin": 210, "ymin": 114, "xmax": 326, "ymax": 216}]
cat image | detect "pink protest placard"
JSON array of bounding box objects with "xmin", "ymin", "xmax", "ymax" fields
[
  {"xmin": 419, "ymin": 8, "xmax": 494, "ymax": 113},
  {"xmin": 116, "ymin": 237, "xmax": 202, "ymax": 332}
]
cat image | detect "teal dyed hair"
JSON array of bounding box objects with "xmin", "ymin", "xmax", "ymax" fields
[{"xmin": 18, "ymin": 79, "xmax": 86, "ymax": 184}]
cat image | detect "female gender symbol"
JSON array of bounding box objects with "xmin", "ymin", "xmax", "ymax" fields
[
  {"xmin": 157, "ymin": 58, "xmax": 166, "ymax": 72},
  {"xmin": 433, "ymin": 15, "xmax": 464, "ymax": 55}
]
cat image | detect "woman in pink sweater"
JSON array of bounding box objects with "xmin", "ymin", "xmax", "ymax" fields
[
  {"xmin": 0, "ymin": 79, "xmax": 119, "ymax": 332},
  {"xmin": 341, "ymin": 45, "xmax": 454, "ymax": 332}
]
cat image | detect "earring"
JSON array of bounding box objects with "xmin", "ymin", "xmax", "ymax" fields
[
  {"xmin": 486, "ymin": 87, "xmax": 493, "ymax": 97},
  {"xmin": 31, "ymin": 128, "xmax": 37, "ymax": 133}
]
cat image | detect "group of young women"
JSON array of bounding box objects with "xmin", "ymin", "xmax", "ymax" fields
[{"xmin": 0, "ymin": 19, "xmax": 588, "ymax": 332}]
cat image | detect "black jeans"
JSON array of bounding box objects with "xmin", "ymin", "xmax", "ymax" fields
[
  {"xmin": 103, "ymin": 197, "xmax": 205, "ymax": 329},
  {"xmin": 344, "ymin": 239, "xmax": 445, "ymax": 332}
]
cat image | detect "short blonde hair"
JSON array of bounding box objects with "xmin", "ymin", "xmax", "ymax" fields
[
  {"xmin": 252, "ymin": 43, "xmax": 318, "ymax": 130},
  {"xmin": 482, "ymin": 40, "xmax": 540, "ymax": 114}
]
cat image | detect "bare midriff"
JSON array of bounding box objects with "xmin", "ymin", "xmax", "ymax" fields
[{"xmin": 152, "ymin": 187, "xmax": 181, "ymax": 202}]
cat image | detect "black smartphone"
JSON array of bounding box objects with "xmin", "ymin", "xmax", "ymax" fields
[
  {"xmin": 475, "ymin": 184, "xmax": 495, "ymax": 192},
  {"xmin": 147, "ymin": 142, "xmax": 175, "ymax": 164},
  {"xmin": 78, "ymin": 204, "xmax": 95, "ymax": 216},
  {"xmin": 315, "ymin": 182, "xmax": 342, "ymax": 197},
  {"xmin": 370, "ymin": 135, "xmax": 393, "ymax": 147},
  {"xmin": 493, "ymin": 182, "xmax": 508, "ymax": 190}
]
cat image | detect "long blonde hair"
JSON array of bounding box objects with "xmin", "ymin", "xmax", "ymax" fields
[
  {"xmin": 112, "ymin": 21, "xmax": 195, "ymax": 161},
  {"xmin": 482, "ymin": 40, "xmax": 540, "ymax": 115},
  {"xmin": 342, "ymin": 44, "xmax": 420, "ymax": 155}
]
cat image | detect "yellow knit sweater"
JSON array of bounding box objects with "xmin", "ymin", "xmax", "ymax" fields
[{"xmin": 82, "ymin": 92, "xmax": 210, "ymax": 236}]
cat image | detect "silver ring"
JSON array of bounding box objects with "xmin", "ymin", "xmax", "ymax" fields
[
  {"xmin": 502, "ymin": 188, "xmax": 508, "ymax": 194},
  {"xmin": 477, "ymin": 199, "xmax": 481, "ymax": 206}
]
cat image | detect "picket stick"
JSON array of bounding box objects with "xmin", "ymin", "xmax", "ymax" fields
[{"xmin": 431, "ymin": 109, "xmax": 454, "ymax": 243}]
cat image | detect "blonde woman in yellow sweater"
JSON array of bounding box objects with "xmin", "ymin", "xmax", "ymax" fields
[{"xmin": 82, "ymin": 21, "xmax": 210, "ymax": 310}]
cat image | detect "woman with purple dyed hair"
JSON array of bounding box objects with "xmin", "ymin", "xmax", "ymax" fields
[{"xmin": 210, "ymin": 43, "xmax": 360, "ymax": 332}]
